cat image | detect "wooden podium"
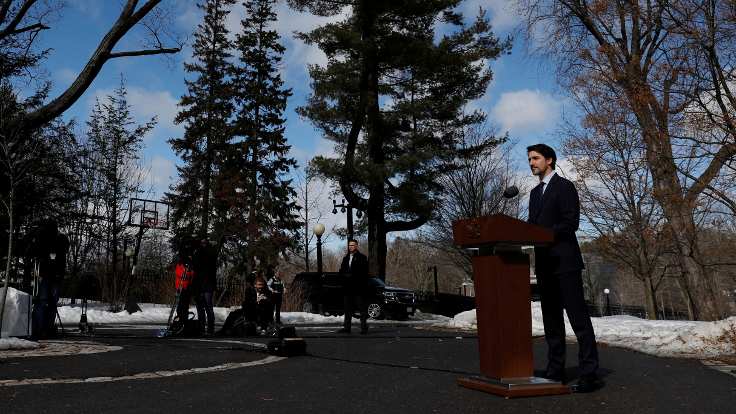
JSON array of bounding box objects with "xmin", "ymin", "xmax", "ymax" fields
[{"xmin": 452, "ymin": 214, "xmax": 571, "ymax": 398}]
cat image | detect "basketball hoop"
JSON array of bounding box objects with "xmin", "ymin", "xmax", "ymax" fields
[
  {"xmin": 127, "ymin": 198, "xmax": 170, "ymax": 230},
  {"xmin": 143, "ymin": 217, "xmax": 158, "ymax": 228}
]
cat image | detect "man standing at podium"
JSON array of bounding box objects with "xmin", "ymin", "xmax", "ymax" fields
[{"xmin": 527, "ymin": 144, "xmax": 601, "ymax": 393}]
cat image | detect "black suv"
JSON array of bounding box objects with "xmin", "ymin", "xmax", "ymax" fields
[{"xmin": 290, "ymin": 272, "xmax": 416, "ymax": 320}]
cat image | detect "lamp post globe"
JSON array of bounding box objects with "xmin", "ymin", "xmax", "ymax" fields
[
  {"xmin": 313, "ymin": 223, "xmax": 325, "ymax": 237},
  {"xmin": 313, "ymin": 223, "xmax": 325, "ymax": 275}
]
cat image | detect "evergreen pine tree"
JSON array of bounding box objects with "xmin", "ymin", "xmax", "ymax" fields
[
  {"xmin": 169, "ymin": 0, "xmax": 236, "ymax": 252},
  {"xmin": 230, "ymin": 0, "xmax": 299, "ymax": 271},
  {"xmin": 290, "ymin": 1, "xmax": 510, "ymax": 277}
]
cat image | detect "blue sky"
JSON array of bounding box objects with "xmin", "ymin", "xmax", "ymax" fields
[{"xmin": 33, "ymin": 0, "xmax": 569, "ymax": 241}]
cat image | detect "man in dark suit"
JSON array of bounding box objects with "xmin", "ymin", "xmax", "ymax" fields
[
  {"xmin": 527, "ymin": 144, "xmax": 601, "ymax": 393},
  {"xmin": 337, "ymin": 239, "xmax": 370, "ymax": 334}
]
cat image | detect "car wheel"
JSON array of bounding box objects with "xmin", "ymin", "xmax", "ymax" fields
[{"xmin": 367, "ymin": 303, "xmax": 383, "ymax": 320}]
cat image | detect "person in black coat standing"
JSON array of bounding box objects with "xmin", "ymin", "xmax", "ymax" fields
[
  {"xmin": 30, "ymin": 219, "xmax": 69, "ymax": 339},
  {"xmin": 337, "ymin": 239, "xmax": 370, "ymax": 334},
  {"xmin": 193, "ymin": 238, "xmax": 217, "ymax": 336},
  {"xmin": 527, "ymin": 143, "xmax": 601, "ymax": 393}
]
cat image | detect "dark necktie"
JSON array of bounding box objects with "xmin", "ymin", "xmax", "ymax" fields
[{"xmin": 531, "ymin": 181, "xmax": 546, "ymax": 220}]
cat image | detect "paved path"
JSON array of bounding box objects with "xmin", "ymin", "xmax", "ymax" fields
[{"xmin": 0, "ymin": 324, "xmax": 734, "ymax": 413}]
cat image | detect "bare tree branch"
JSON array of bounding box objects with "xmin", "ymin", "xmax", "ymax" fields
[{"xmin": 16, "ymin": 0, "xmax": 179, "ymax": 133}]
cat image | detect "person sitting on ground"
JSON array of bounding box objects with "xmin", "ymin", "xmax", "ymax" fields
[
  {"xmin": 242, "ymin": 274, "xmax": 274, "ymax": 335},
  {"xmin": 253, "ymin": 276, "xmax": 274, "ymax": 332}
]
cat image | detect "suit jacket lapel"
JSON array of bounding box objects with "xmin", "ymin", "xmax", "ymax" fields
[{"xmin": 530, "ymin": 185, "xmax": 542, "ymax": 222}]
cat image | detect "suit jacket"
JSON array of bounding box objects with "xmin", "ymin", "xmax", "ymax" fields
[
  {"xmin": 528, "ymin": 173, "xmax": 584, "ymax": 274},
  {"xmin": 339, "ymin": 251, "xmax": 369, "ymax": 292}
]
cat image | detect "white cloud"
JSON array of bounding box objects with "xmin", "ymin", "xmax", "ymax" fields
[
  {"xmin": 491, "ymin": 89, "xmax": 561, "ymax": 134},
  {"xmin": 175, "ymin": 1, "xmax": 201, "ymax": 30},
  {"xmin": 221, "ymin": 1, "xmax": 349, "ymax": 85},
  {"xmin": 459, "ymin": 0, "xmax": 520, "ymax": 32},
  {"xmin": 126, "ymin": 87, "xmax": 180, "ymax": 133},
  {"xmin": 554, "ymin": 156, "xmax": 580, "ymax": 183},
  {"xmin": 145, "ymin": 156, "xmax": 177, "ymax": 199},
  {"xmin": 88, "ymin": 87, "xmax": 181, "ymax": 139},
  {"xmin": 289, "ymin": 134, "xmax": 339, "ymax": 169}
]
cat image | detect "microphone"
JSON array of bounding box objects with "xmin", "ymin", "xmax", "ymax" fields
[
  {"xmin": 490, "ymin": 185, "xmax": 519, "ymax": 214},
  {"xmin": 502, "ymin": 186, "xmax": 519, "ymax": 199}
]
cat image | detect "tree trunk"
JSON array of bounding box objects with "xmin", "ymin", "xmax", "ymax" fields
[
  {"xmin": 642, "ymin": 276, "xmax": 659, "ymax": 320},
  {"xmin": 661, "ymin": 206, "xmax": 721, "ymax": 320},
  {"xmin": 304, "ymin": 177, "xmax": 310, "ymax": 272},
  {"xmin": 366, "ymin": 194, "xmax": 387, "ymax": 280},
  {"xmin": 200, "ymin": 138, "xmax": 212, "ymax": 238},
  {"xmin": 0, "ymin": 187, "xmax": 14, "ymax": 334},
  {"xmin": 675, "ymin": 275, "xmax": 696, "ymax": 321},
  {"xmin": 623, "ymin": 78, "xmax": 722, "ymax": 321},
  {"xmin": 111, "ymin": 202, "xmax": 119, "ymax": 308},
  {"xmin": 364, "ymin": 21, "xmax": 385, "ymax": 280}
]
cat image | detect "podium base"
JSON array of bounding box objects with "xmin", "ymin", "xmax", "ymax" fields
[{"xmin": 458, "ymin": 375, "xmax": 571, "ymax": 398}]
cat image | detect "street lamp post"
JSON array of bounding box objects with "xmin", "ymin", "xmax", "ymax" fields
[
  {"xmin": 603, "ymin": 288, "xmax": 611, "ymax": 316},
  {"xmin": 332, "ymin": 198, "xmax": 362, "ymax": 244},
  {"xmin": 313, "ymin": 223, "xmax": 325, "ymax": 276}
]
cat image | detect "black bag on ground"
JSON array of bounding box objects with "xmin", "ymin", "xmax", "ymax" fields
[
  {"xmin": 218, "ymin": 308, "xmax": 260, "ymax": 337},
  {"xmin": 267, "ymin": 337, "xmax": 306, "ymax": 357},
  {"xmin": 218, "ymin": 308, "xmax": 244, "ymax": 336},
  {"xmin": 278, "ymin": 326, "xmax": 296, "ymax": 338},
  {"xmin": 169, "ymin": 312, "xmax": 199, "ymax": 337}
]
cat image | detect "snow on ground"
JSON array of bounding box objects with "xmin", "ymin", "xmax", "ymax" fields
[
  {"xmin": 0, "ymin": 337, "xmax": 39, "ymax": 351},
  {"xmin": 439, "ymin": 303, "xmax": 736, "ymax": 358},
  {"xmin": 55, "ymin": 303, "xmax": 450, "ymax": 327}
]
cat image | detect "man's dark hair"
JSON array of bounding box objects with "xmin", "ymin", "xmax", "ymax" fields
[
  {"xmin": 527, "ymin": 143, "xmax": 557, "ymax": 169},
  {"xmin": 348, "ymin": 239, "xmax": 358, "ymax": 245}
]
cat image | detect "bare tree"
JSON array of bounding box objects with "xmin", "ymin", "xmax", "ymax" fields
[
  {"xmin": 561, "ymin": 81, "xmax": 672, "ymax": 319},
  {"xmin": 293, "ymin": 164, "xmax": 329, "ymax": 272},
  {"xmin": 0, "ymin": 84, "xmax": 41, "ymax": 332},
  {"xmin": 1, "ymin": 0, "xmax": 180, "ymax": 135},
  {"xmin": 665, "ymin": 1, "xmax": 736, "ymax": 219},
  {"xmin": 86, "ymin": 82, "xmax": 153, "ymax": 306},
  {"xmin": 419, "ymin": 126, "xmax": 520, "ymax": 279},
  {"xmin": 517, "ymin": 0, "xmax": 734, "ymax": 320}
]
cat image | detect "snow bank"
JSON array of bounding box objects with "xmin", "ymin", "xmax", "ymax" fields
[
  {"xmin": 446, "ymin": 309, "xmax": 477, "ymax": 329},
  {"xmin": 56, "ymin": 303, "xmax": 449, "ymax": 326},
  {"xmin": 0, "ymin": 337, "xmax": 39, "ymax": 350},
  {"xmin": 438, "ymin": 303, "xmax": 736, "ymax": 358},
  {"xmin": 58, "ymin": 303, "xmax": 232, "ymax": 325}
]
